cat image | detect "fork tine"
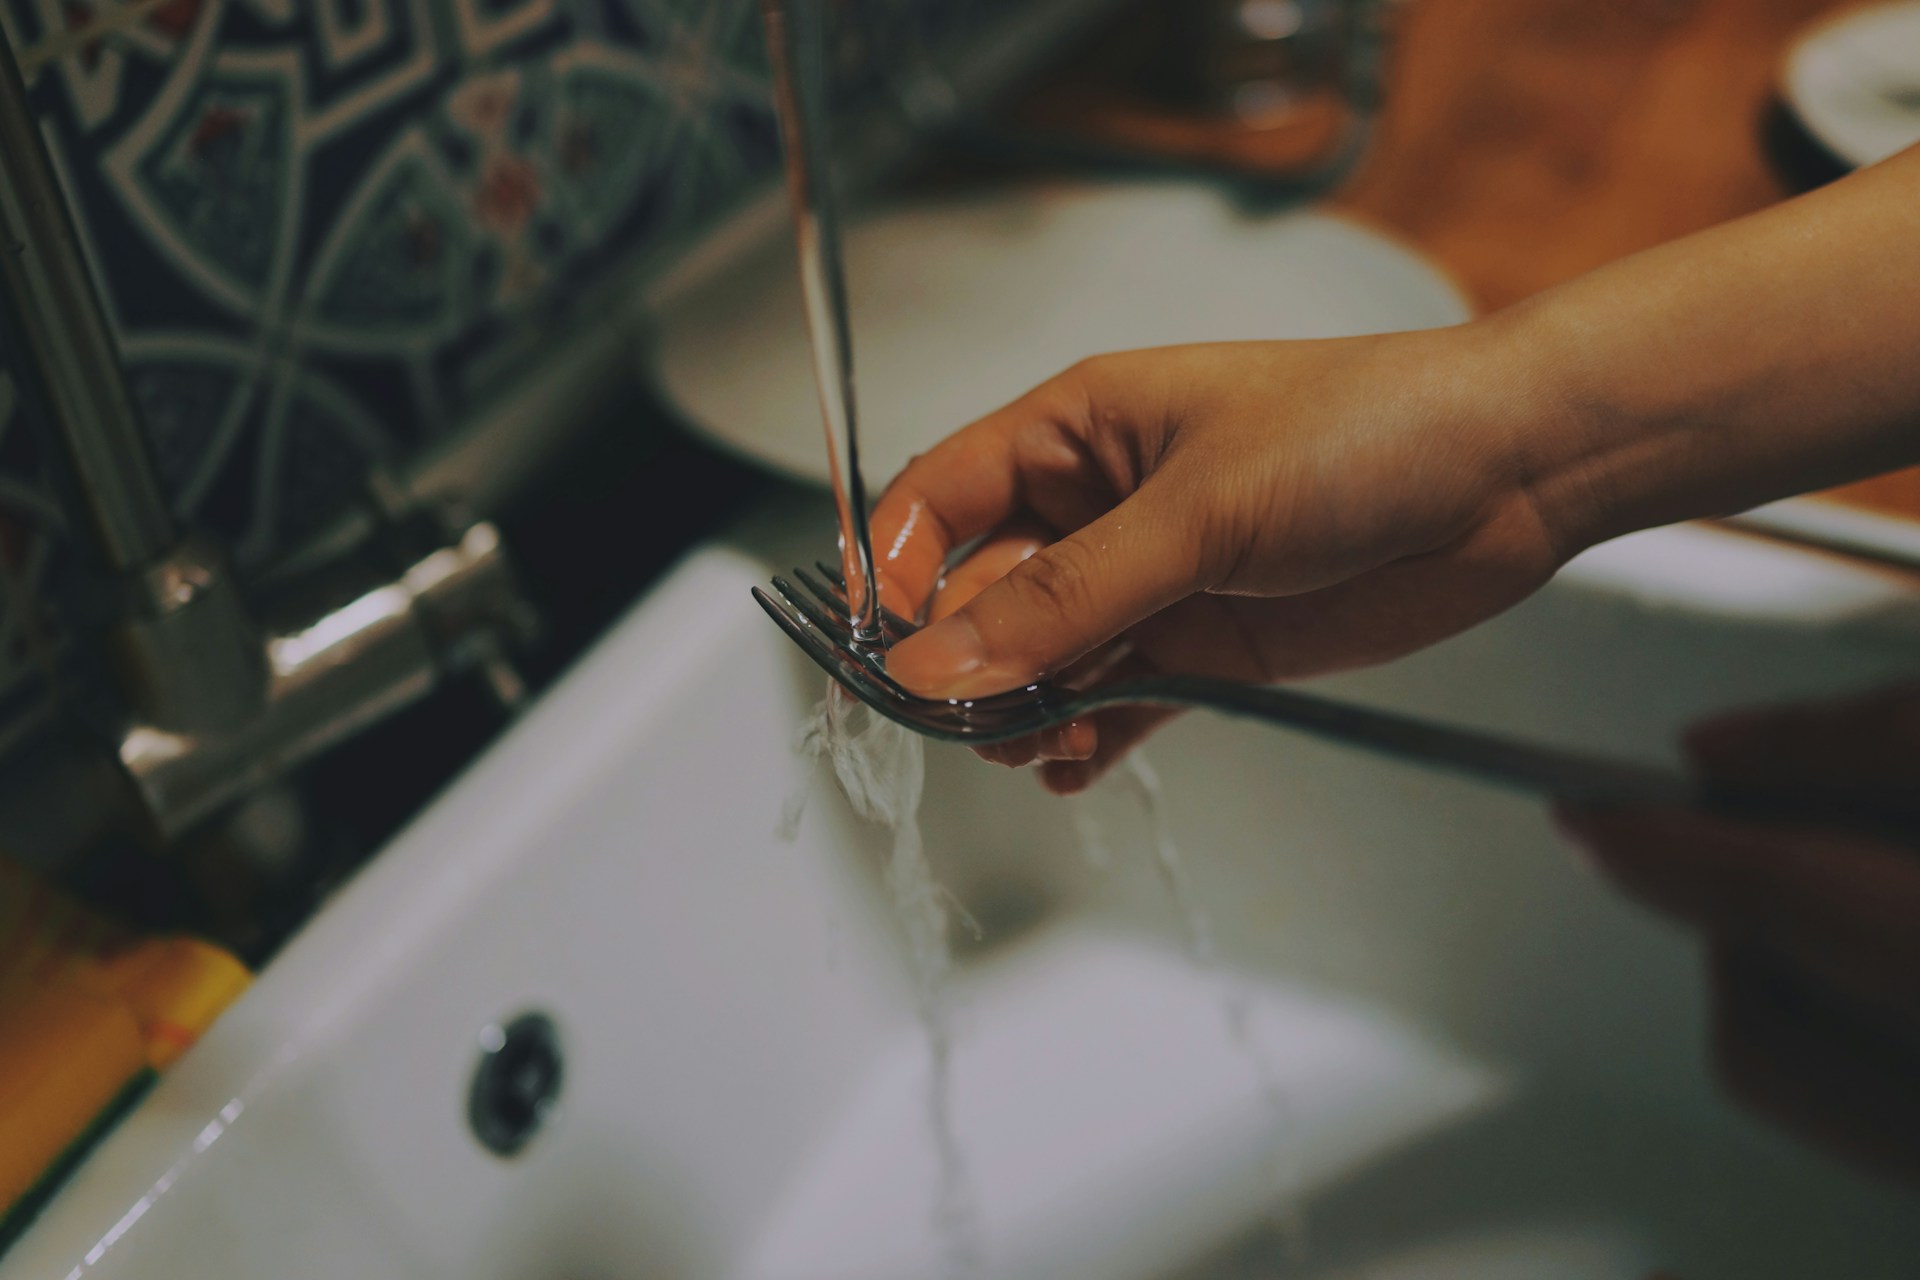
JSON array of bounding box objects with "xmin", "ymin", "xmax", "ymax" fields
[
  {"xmin": 757, "ymin": 587, "xmax": 884, "ymax": 694},
  {"xmin": 756, "ymin": 585, "xmax": 882, "ymax": 688},
  {"xmin": 812, "ymin": 558, "xmax": 851, "ymax": 594},
  {"xmin": 769, "ymin": 575, "xmax": 854, "ymax": 643},
  {"xmin": 791, "ymin": 566, "xmax": 859, "ymax": 630},
  {"xmin": 753, "ymin": 584, "xmax": 820, "ymax": 650},
  {"xmin": 753, "ymin": 587, "xmax": 964, "ymax": 739},
  {"xmin": 753, "ymin": 586, "xmax": 856, "ymax": 681},
  {"xmin": 776, "ymin": 572, "xmax": 890, "ymax": 665},
  {"xmin": 779, "ymin": 571, "xmax": 913, "ymax": 694},
  {"xmin": 813, "ymin": 561, "xmax": 919, "ymax": 638},
  {"xmin": 788, "ymin": 569, "xmax": 1057, "ymax": 710}
]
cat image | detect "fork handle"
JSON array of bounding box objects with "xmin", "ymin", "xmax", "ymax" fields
[
  {"xmin": 1102, "ymin": 678, "xmax": 1920, "ymax": 833},
  {"xmin": 1090, "ymin": 677, "xmax": 1920, "ymax": 833},
  {"xmin": 1097, "ymin": 676, "xmax": 1693, "ymax": 808}
]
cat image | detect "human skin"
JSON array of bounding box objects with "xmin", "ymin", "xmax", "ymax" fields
[
  {"xmin": 869, "ymin": 141, "xmax": 1920, "ymax": 786},
  {"xmin": 863, "ymin": 143, "xmax": 1920, "ymax": 1183}
]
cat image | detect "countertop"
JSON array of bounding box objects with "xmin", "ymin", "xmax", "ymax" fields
[
  {"xmin": 1007, "ymin": 0, "xmax": 1919, "ymax": 521},
  {"xmin": 1329, "ymin": 0, "xmax": 1920, "ymax": 519}
]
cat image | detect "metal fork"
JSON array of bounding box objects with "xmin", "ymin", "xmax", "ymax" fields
[{"xmin": 752, "ymin": 563, "xmax": 1704, "ymax": 809}]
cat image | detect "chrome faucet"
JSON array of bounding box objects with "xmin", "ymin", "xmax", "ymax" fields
[{"xmin": 0, "ymin": 39, "xmax": 534, "ymax": 855}]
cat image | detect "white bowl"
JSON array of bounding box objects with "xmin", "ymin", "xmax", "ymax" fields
[
  {"xmin": 1783, "ymin": 2, "xmax": 1920, "ymax": 169},
  {"xmin": 651, "ymin": 179, "xmax": 1470, "ymax": 490}
]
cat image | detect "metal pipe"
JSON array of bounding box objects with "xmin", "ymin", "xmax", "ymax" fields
[
  {"xmin": 0, "ymin": 35, "xmax": 176, "ymax": 572},
  {"xmin": 118, "ymin": 523, "xmax": 532, "ymax": 840}
]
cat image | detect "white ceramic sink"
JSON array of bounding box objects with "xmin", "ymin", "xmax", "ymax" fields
[{"xmin": 7, "ymin": 490, "xmax": 1920, "ymax": 1280}]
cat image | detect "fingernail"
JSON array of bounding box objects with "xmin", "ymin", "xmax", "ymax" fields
[
  {"xmin": 1040, "ymin": 720, "xmax": 1097, "ymax": 763},
  {"xmin": 1041, "ymin": 761, "xmax": 1093, "ymax": 795},
  {"xmin": 886, "ymin": 616, "xmax": 989, "ymax": 698}
]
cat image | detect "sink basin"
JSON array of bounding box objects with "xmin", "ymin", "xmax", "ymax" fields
[{"xmin": 7, "ymin": 492, "xmax": 1920, "ymax": 1280}]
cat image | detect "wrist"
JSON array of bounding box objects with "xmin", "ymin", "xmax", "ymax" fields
[
  {"xmin": 1385, "ymin": 312, "xmax": 1610, "ymax": 568},
  {"xmin": 1461, "ymin": 294, "xmax": 1651, "ymax": 563}
]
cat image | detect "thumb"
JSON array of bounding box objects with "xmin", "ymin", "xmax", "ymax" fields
[{"xmin": 885, "ymin": 480, "xmax": 1201, "ymax": 699}]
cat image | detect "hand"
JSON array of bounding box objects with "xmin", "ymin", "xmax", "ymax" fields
[
  {"xmin": 1556, "ymin": 686, "xmax": 1920, "ymax": 1185},
  {"xmin": 869, "ymin": 329, "xmax": 1569, "ymax": 793},
  {"xmin": 863, "ymin": 144, "xmax": 1920, "ymax": 794}
]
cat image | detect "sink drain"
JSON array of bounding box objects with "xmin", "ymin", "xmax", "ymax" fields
[{"xmin": 468, "ymin": 1011, "xmax": 563, "ymax": 1157}]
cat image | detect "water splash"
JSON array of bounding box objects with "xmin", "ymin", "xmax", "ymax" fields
[
  {"xmin": 1099, "ymin": 754, "xmax": 1310, "ymax": 1266},
  {"xmin": 1069, "ymin": 801, "xmax": 1115, "ymax": 872},
  {"xmin": 792, "ymin": 685, "xmax": 982, "ymax": 1277},
  {"xmin": 1116, "ymin": 755, "xmax": 1217, "ymax": 966}
]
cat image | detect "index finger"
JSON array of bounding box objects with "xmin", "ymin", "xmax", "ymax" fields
[{"xmin": 867, "ymin": 373, "xmax": 1113, "ymax": 618}]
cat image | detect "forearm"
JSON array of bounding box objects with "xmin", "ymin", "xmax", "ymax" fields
[{"xmin": 1495, "ymin": 143, "xmax": 1920, "ymax": 554}]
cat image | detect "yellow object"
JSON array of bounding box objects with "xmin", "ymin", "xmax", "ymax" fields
[
  {"xmin": 115, "ymin": 937, "xmax": 252, "ymax": 1071},
  {"xmin": 0, "ymin": 857, "xmax": 251, "ymax": 1215},
  {"xmin": 0, "ymin": 986, "xmax": 146, "ymax": 1212}
]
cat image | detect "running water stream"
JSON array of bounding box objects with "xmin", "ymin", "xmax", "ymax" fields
[
  {"xmin": 759, "ymin": 0, "xmax": 883, "ymax": 638},
  {"xmin": 760, "ymin": 2, "xmax": 979, "ymax": 1270},
  {"xmin": 1094, "ymin": 755, "xmax": 1309, "ymax": 1265},
  {"xmin": 760, "ymin": 5, "xmax": 1302, "ymax": 1268},
  {"xmin": 788, "ymin": 692, "xmax": 981, "ymax": 1276}
]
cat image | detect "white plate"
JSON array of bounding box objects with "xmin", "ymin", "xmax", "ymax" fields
[
  {"xmin": 650, "ymin": 180, "xmax": 1470, "ymax": 489},
  {"xmin": 1782, "ymin": 1, "xmax": 1920, "ymax": 169}
]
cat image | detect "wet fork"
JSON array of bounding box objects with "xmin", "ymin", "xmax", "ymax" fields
[{"xmin": 752, "ymin": 563, "xmax": 1703, "ymax": 809}]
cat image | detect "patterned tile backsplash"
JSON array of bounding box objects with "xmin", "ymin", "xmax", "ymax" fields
[
  {"xmin": 3, "ymin": 0, "xmax": 790, "ymax": 569},
  {"xmin": 0, "ymin": 0, "xmax": 996, "ymax": 734}
]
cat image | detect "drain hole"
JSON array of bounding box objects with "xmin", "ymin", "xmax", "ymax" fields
[{"xmin": 468, "ymin": 1011, "xmax": 563, "ymax": 1157}]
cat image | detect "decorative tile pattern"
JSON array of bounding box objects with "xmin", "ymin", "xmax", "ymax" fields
[
  {"xmin": 0, "ymin": 360, "xmax": 63, "ymax": 754},
  {"xmin": 3, "ymin": 0, "xmax": 783, "ymax": 566},
  {"xmin": 0, "ymin": 0, "xmax": 1012, "ymax": 729}
]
